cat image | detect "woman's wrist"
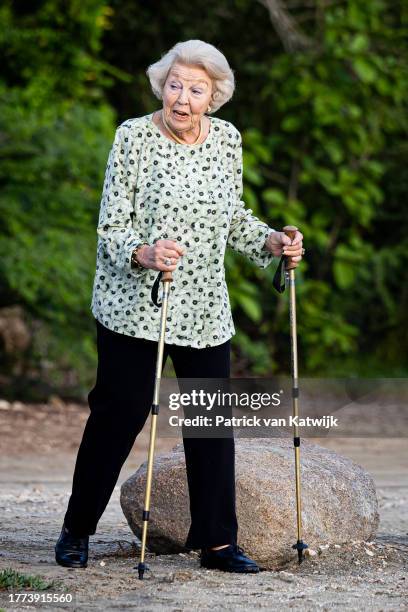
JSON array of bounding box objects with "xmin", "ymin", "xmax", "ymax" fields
[
  {"xmin": 131, "ymin": 243, "xmax": 149, "ymax": 270},
  {"xmin": 263, "ymin": 230, "xmax": 276, "ymax": 252}
]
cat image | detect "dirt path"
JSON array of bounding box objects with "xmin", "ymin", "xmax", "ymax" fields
[{"xmin": 0, "ymin": 400, "xmax": 407, "ymax": 610}]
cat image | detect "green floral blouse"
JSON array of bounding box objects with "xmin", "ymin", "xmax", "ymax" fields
[{"xmin": 91, "ymin": 112, "xmax": 276, "ymax": 348}]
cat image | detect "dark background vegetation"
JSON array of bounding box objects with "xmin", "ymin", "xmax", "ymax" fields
[{"xmin": 0, "ymin": 0, "xmax": 407, "ymax": 400}]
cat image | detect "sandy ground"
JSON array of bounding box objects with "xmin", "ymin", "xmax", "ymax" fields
[{"xmin": 0, "ymin": 399, "xmax": 407, "ymax": 611}]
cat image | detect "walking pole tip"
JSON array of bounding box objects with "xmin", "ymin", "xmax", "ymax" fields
[
  {"xmin": 136, "ymin": 561, "xmax": 148, "ymax": 579},
  {"xmin": 292, "ymin": 540, "xmax": 308, "ymax": 564}
]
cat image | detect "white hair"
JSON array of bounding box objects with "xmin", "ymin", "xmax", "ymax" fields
[{"xmin": 146, "ymin": 39, "xmax": 235, "ymax": 113}]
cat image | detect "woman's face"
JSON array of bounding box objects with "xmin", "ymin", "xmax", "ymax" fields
[{"xmin": 162, "ymin": 62, "xmax": 213, "ymax": 134}]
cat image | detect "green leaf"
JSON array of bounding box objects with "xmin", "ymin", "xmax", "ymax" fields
[
  {"xmin": 238, "ymin": 294, "xmax": 263, "ymax": 323},
  {"xmin": 263, "ymin": 188, "xmax": 286, "ymax": 205},
  {"xmin": 333, "ymin": 260, "xmax": 356, "ymax": 289},
  {"xmin": 281, "ymin": 116, "xmax": 302, "ymax": 132},
  {"xmin": 349, "ymin": 34, "xmax": 369, "ymax": 53},
  {"xmin": 353, "ymin": 58, "xmax": 377, "ymax": 83}
]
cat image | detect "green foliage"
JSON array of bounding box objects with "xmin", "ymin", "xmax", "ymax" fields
[
  {"xmin": 224, "ymin": 0, "xmax": 408, "ymax": 375},
  {"xmin": 0, "ymin": 568, "xmax": 56, "ymax": 591},
  {"xmin": 0, "ymin": 0, "xmax": 116, "ymax": 396},
  {"xmin": 1, "ymin": 0, "xmax": 407, "ymax": 398}
]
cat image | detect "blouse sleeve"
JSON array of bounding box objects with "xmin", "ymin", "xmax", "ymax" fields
[
  {"xmin": 227, "ymin": 131, "xmax": 275, "ymax": 268},
  {"xmin": 96, "ymin": 123, "xmax": 148, "ymax": 278}
]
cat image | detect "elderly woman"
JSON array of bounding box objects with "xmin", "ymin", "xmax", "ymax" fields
[{"xmin": 55, "ymin": 39, "xmax": 303, "ymax": 573}]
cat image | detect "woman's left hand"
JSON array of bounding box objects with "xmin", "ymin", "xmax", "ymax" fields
[{"xmin": 264, "ymin": 230, "xmax": 304, "ymax": 268}]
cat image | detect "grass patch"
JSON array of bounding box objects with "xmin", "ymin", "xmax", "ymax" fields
[{"xmin": 0, "ymin": 568, "xmax": 57, "ymax": 591}]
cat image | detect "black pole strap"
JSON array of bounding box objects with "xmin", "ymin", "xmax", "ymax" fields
[
  {"xmin": 151, "ymin": 271, "xmax": 163, "ymax": 307},
  {"xmin": 272, "ymin": 254, "xmax": 287, "ymax": 293}
]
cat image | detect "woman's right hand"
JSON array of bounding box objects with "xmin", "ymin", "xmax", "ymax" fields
[{"xmin": 137, "ymin": 239, "xmax": 185, "ymax": 272}]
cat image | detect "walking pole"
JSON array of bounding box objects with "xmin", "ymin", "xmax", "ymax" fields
[
  {"xmin": 273, "ymin": 225, "xmax": 308, "ymax": 564},
  {"xmin": 136, "ymin": 269, "xmax": 173, "ymax": 580}
]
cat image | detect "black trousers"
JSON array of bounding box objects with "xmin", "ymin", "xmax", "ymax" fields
[{"xmin": 64, "ymin": 318, "xmax": 238, "ymax": 549}]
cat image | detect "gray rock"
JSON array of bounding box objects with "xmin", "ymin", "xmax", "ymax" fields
[{"xmin": 120, "ymin": 438, "xmax": 379, "ymax": 568}]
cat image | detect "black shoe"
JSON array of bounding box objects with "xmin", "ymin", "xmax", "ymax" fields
[
  {"xmin": 200, "ymin": 544, "xmax": 260, "ymax": 573},
  {"xmin": 55, "ymin": 523, "xmax": 89, "ymax": 568}
]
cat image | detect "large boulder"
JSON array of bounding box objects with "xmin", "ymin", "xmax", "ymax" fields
[{"xmin": 120, "ymin": 438, "xmax": 379, "ymax": 568}]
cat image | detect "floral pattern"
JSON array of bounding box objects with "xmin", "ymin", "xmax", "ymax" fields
[{"xmin": 91, "ymin": 112, "xmax": 275, "ymax": 348}]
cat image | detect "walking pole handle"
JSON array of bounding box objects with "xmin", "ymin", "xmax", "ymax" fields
[
  {"xmin": 272, "ymin": 225, "xmax": 299, "ymax": 293},
  {"xmin": 283, "ymin": 225, "xmax": 298, "ymax": 271},
  {"xmin": 162, "ymin": 271, "xmax": 173, "ymax": 282}
]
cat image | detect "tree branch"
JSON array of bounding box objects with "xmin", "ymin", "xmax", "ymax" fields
[{"xmin": 256, "ymin": 0, "xmax": 313, "ymax": 52}]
